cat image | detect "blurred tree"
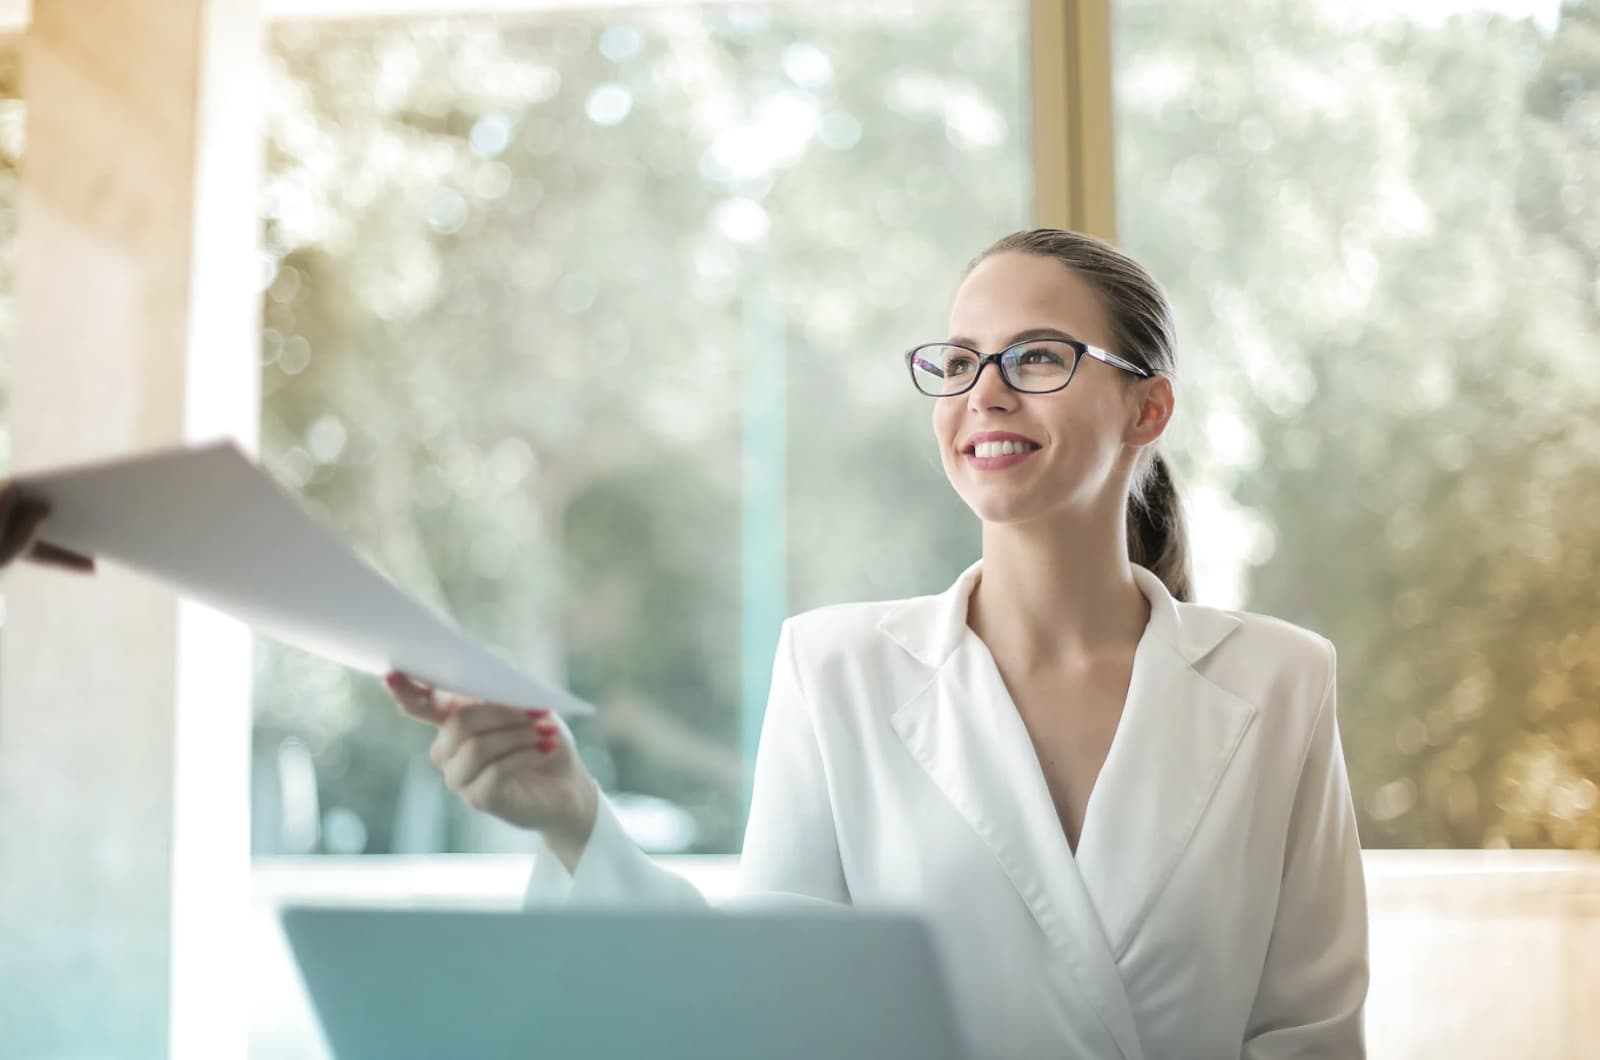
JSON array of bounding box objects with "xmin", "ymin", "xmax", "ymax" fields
[{"xmin": 1117, "ymin": 0, "xmax": 1600, "ymax": 848}]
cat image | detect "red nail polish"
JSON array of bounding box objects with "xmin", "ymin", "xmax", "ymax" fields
[
  {"xmin": 525, "ymin": 708, "xmax": 550, "ymax": 720},
  {"xmin": 536, "ymin": 739, "xmax": 557, "ymax": 754}
]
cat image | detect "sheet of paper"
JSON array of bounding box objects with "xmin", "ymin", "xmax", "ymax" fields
[{"xmin": 16, "ymin": 442, "xmax": 593, "ymax": 716}]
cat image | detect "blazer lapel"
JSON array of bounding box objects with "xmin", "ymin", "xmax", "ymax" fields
[
  {"xmin": 877, "ymin": 561, "xmax": 1255, "ymax": 1060},
  {"xmin": 1072, "ymin": 581, "xmax": 1257, "ymax": 959},
  {"xmin": 881, "ymin": 561, "xmax": 1144, "ymax": 1060}
]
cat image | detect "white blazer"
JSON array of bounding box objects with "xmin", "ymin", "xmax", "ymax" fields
[{"xmin": 526, "ymin": 560, "xmax": 1369, "ymax": 1060}]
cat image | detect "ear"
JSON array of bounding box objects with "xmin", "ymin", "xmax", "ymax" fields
[{"xmin": 1126, "ymin": 375, "xmax": 1174, "ymax": 448}]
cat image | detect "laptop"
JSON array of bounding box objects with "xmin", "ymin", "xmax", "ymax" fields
[{"xmin": 279, "ymin": 905, "xmax": 970, "ymax": 1060}]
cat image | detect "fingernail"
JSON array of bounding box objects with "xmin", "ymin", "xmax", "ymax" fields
[
  {"xmin": 525, "ymin": 708, "xmax": 550, "ymax": 720},
  {"xmin": 536, "ymin": 738, "xmax": 557, "ymax": 754}
]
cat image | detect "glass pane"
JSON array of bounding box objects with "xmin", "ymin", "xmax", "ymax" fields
[
  {"xmin": 254, "ymin": 3, "xmax": 1029, "ymax": 857},
  {"xmin": 1115, "ymin": 0, "xmax": 1599, "ymax": 849}
]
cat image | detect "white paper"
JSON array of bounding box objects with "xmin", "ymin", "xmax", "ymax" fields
[{"xmin": 16, "ymin": 442, "xmax": 593, "ymax": 716}]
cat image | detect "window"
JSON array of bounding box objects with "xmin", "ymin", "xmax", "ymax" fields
[
  {"xmin": 1114, "ymin": 0, "xmax": 1600, "ymax": 849},
  {"xmin": 252, "ymin": 2, "xmax": 1031, "ymax": 857}
]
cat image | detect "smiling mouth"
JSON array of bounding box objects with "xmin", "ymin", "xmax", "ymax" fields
[{"xmin": 962, "ymin": 440, "xmax": 1042, "ymax": 458}]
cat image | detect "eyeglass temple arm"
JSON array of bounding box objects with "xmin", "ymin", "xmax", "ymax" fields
[{"xmin": 1083, "ymin": 344, "xmax": 1154, "ymax": 378}]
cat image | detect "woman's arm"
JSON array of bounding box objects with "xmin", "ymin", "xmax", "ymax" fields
[
  {"xmin": 524, "ymin": 617, "xmax": 848, "ymax": 908},
  {"xmin": 1242, "ymin": 641, "xmax": 1370, "ymax": 1059}
]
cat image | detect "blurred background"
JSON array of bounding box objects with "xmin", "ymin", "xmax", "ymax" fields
[
  {"xmin": 0, "ymin": 0, "xmax": 1596, "ymax": 1056},
  {"xmin": 5, "ymin": 0, "xmax": 1592, "ymax": 862}
]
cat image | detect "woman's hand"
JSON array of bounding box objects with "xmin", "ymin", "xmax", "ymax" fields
[
  {"xmin": 385, "ymin": 672, "xmax": 599, "ymax": 871},
  {"xmin": 0, "ymin": 483, "xmax": 95, "ymax": 572}
]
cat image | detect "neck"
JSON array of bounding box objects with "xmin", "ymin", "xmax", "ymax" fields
[{"xmin": 967, "ymin": 502, "xmax": 1150, "ymax": 673}]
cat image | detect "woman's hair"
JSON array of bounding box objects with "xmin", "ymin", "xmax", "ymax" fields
[{"xmin": 966, "ymin": 228, "xmax": 1193, "ymax": 602}]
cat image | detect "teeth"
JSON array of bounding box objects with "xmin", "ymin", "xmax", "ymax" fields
[{"xmin": 973, "ymin": 440, "xmax": 1033, "ymax": 458}]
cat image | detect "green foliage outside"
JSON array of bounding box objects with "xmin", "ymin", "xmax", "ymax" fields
[{"xmin": 1116, "ymin": 0, "xmax": 1600, "ymax": 848}]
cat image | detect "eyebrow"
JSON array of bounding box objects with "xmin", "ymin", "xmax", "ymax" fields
[{"xmin": 944, "ymin": 326, "xmax": 1083, "ymax": 349}]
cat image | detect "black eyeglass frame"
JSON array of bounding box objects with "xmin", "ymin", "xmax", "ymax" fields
[{"xmin": 904, "ymin": 338, "xmax": 1155, "ymax": 397}]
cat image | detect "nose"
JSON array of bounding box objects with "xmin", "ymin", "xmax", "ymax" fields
[{"xmin": 966, "ymin": 356, "xmax": 1016, "ymax": 411}]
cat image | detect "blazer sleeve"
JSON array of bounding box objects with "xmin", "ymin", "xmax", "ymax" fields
[
  {"xmin": 524, "ymin": 617, "xmax": 848, "ymax": 909},
  {"xmin": 523, "ymin": 791, "xmax": 707, "ymax": 908},
  {"xmin": 732, "ymin": 617, "xmax": 850, "ymax": 902},
  {"xmin": 1242, "ymin": 640, "xmax": 1371, "ymax": 1059}
]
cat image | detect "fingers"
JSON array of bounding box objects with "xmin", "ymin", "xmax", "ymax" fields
[
  {"xmin": 387, "ymin": 671, "xmax": 558, "ymax": 740},
  {"xmin": 459, "ymin": 745, "xmax": 562, "ymax": 816},
  {"xmin": 420, "ymin": 699, "xmax": 568, "ymax": 826},
  {"xmin": 0, "ymin": 481, "xmax": 18, "ymax": 536},
  {"xmin": 385, "ymin": 672, "xmax": 448, "ymax": 724},
  {"xmin": 439, "ymin": 721, "xmax": 560, "ymax": 793},
  {"xmin": 0, "ymin": 497, "xmax": 48, "ymax": 568},
  {"xmin": 27, "ymin": 541, "xmax": 96, "ymax": 573},
  {"xmin": 0, "ymin": 492, "xmax": 94, "ymax": 573},
  {"xmin": 386, "ymin": 674, "xmax": 567, "ymax": 815},
  {"xmin": 430, "ymin": 701, "xmax": 554, "ymax": 765}
]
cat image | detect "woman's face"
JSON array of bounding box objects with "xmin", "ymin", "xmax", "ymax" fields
[{"xmin": 933, "ymin": 251, "xmax": 1164, "ymax": 528}]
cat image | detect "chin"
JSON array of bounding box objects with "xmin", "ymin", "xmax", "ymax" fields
[{"xmin": 958, "ymin": 490, "xmax": 1046, "ymax": 526}]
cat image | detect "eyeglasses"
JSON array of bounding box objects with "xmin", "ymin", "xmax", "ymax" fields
[{"xmin": 904, "ymin": 338, "xmax": 1153, "ymax": 397}]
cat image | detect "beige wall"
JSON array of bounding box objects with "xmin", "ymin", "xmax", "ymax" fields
[
  {"xmin": 0, "ymin": 1, "xmax": 261, "ymax": 1057},
  {"xmin": 1364, "ymin": 850, "xmax": 1600, "ymax": 1060}
]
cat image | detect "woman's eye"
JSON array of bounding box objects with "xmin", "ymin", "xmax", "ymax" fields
[
  {"xmin": 947, "ymin": 358, "xmax": 975, "ymax": 375},
  {"xmin": 1018, "ymin": 348, "xmax": 1063, "ymax": 366}
]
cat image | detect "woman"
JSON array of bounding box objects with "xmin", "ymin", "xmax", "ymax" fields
[{"xmin": 386, "ymin": 228, "xmax": 1369, "ymax": 1059}]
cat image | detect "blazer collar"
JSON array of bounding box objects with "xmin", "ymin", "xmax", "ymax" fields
[
  {"xmin": 876, "ymin": 557, "xmax": 1242, "ymax": 669},
  {"xmin": 880, "ymin": 559, "xmax": 1253, "ymax": 1060}
]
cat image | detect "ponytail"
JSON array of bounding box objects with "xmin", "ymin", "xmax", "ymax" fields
[{"xmin": 1127, "ymin": 450, "xmax": 1193, "ymax": 603}]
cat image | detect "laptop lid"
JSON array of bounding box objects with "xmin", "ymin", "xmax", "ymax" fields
[{"xmin": 279, "ymin": 905, "xmax": 969, "ymax": 1060}]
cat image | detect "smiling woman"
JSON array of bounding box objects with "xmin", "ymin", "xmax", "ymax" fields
[{"xmin": 520, "ymin": 228, "xmax": 1369, "ymax": 1058}]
